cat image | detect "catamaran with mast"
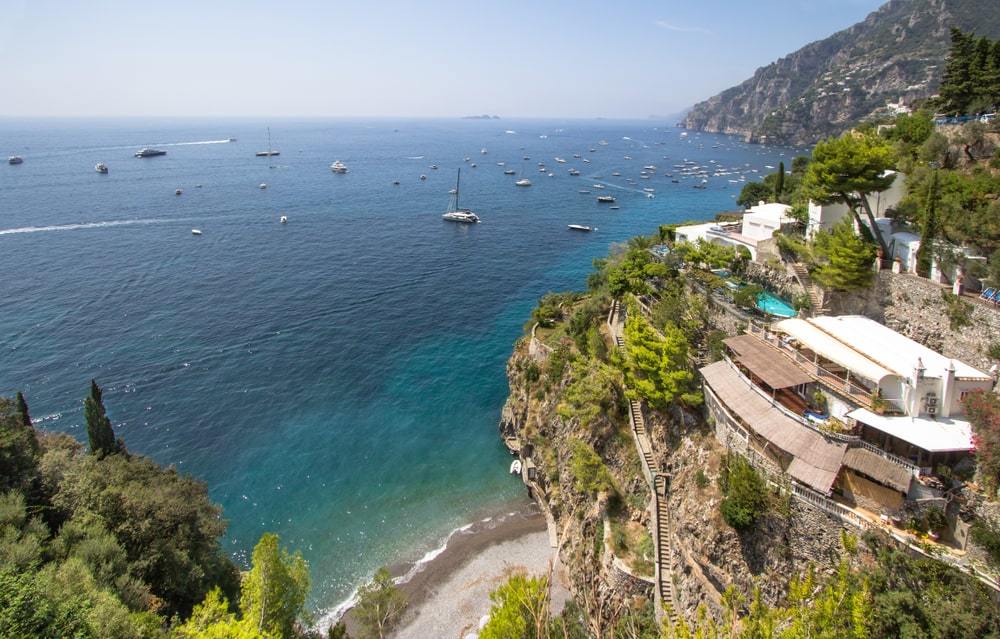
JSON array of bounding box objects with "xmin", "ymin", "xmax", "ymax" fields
[
  {"xmin": 441, "ymin": 168, "xmax": 480, "ymax": 224},
  {"xmin": 255, "ymin": 127, "xmax": 280, "ymax": 158}
]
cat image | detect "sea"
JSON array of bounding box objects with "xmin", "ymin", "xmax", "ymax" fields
[{"xmin": 0, "ymin": 118, "xmax": 798, "ymax": 618}]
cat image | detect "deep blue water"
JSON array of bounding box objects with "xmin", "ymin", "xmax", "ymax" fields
[{"xmin": 0, "ymin": 118, "xmax": 796, "ymax": 614}]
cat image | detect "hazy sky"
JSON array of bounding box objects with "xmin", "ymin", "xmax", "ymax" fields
[{"xmin": 0, "ymin": 0, "xmax": 884, "ymax": 118}]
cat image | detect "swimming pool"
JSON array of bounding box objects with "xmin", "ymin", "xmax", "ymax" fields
[{"xmin": 756, "ymin": 291, "xmax": 798, "ymax": 318}]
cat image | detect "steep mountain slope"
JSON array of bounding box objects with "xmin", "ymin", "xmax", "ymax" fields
[{"xmin": 682, "ymin": 0, "xmax": 1000, "ymax": 145}]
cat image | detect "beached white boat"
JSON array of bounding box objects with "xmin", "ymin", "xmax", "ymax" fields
[
  {"xmin": 441, "ymin": 168, "xmax": 480, "ymax": 224},
  {"xmin": 510, "ymin": 459, "xmax": 522, "ymax": 475}
]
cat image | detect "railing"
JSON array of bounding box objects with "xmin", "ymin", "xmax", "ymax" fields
[{"xmin": 857, "ymin": 439, "xmax": 920, "ymax": 474}]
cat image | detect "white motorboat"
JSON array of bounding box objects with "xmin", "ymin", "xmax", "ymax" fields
[
  {"xmin": 8, "ymin": 156, "xmax": 24, "ymax": 165},
  {"xmin": 95, "ymin": 163, "xmax": 109, "ymax": 174},
  {"xmin": 441, "ymin": 168, "xmax": 480, "ymax": 223},
  {"xmin": 175, "ymin": 188, "xmax": 183, "ymax": 196},
  {"xmin": 597, "ymin": 195, "xmax": 616, "ymax": 203},
  {"xmin": 330, "ymin": 160, "xmax": 348, "ymax": 174},
  {"xmin": 568, "ymin": 224, "xmax": 594, "ymax": 232},
  {"xmin": 191, "ymin": 229, "xmax": 202, "ymax": 235},
  {"xmin": 480, "ymin": 148, "xmax": 488, "ymax": 155},
  {"xmin": 515, "ymin": 178, "xmax": 532, "ymax": 187},
  {"xmin": 568, "ymin": 168, "xmax": 580, "ymax": 176},
  {"xmin": 510, "ymin": 459, "xmax": 522, "ymax": 475},
  {"xmin": 503, "ymin": 169, "xmax": 516, "ymax": 175},
  {"xmin": 259, "ymin": 183, "xmax": 268, "ymax": 189},
  {"xmin": 280, "ymin": 215, "xmax": 288, "ymax": 224}
]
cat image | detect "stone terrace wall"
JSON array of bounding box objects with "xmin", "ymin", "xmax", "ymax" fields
[{"xmin": 828, "ymin": 271, "xmax": 1000, "ymax": 373}]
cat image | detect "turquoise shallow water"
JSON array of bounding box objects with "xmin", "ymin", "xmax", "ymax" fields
[{"xmin": 0, "ymin": 118, "xmax": 797, "ymax": 614}]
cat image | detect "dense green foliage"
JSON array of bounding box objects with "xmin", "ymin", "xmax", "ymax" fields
[
  {"xmin": 479, "ymin": 572, "xmax": 551, "ymax": 639},
  {"xmin": 622, "ymin": 302, "xmax": 700, "ymax": 410},
  {"xmin": 567, "ymin": 439, "xmax": 615, "ymax": 496},
  {"xmin": 964, "ymin": 389, "xmax": 1000, "ymax": 492},
  {"xmin": 717, "ymin": 454, "xmax": 769, "ymax": 531},
  {"xmin": 557, "ymin": 361, "xmax": 623, "ymax": 434},
  {"xmin": 938, "ymin": 28, "xmax": 1000, "ymax": 115},
  {"xmin": 0, "ymin": 390, "xmax": 319, "ymax": 639},
  {"xmin": 812, "ymin": 218, "xmax": 877, "ymax": 291},
  {"xmin": 352, "ymin": 566, "xmax": 407, "ymax": 639}
]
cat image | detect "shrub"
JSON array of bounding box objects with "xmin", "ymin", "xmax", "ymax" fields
[
  {"xmin": 568, "ymin": 439, "xmax": 615, "ymax": 496},
  {"xmin": 718, "ymin": 454, "xmax": 768, "ymax": 530},
  {"xmin": 695, "ymin": 469, "xmax": 709, "ymax": 489},
  {"xmin": 971, "ymin": 519, "xmax": 1000, "ymax": 567},
  {"xmin": 941, "ymin": 291, "xmax": 973, "ymax": 330}
]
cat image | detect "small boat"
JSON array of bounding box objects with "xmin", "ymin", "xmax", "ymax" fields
[
  {"xmin": 568, "ymin": 224, "xmax": 594, "ymax": 232},
  {"xmin": 8, "ymin": 156, "xmax": 23, "ymax": 165},
  {"xmin": 280, "ymin": 215, "xmax": 288, "ymax": 224},
  {"xmin": 480, "ymin": 148, "xmax": 488, "ymax": 155},
  {"xmin": 623, "ymin": 155, "xmax": 632, "ymax": 160},
  {"xmin": 330, "ymin": 160, "xmax": 348, "ymax": 174},
  {"xmin": 554, "ymin": 157, "xmax": 567, "ymax": 163},
  {"xmin": 643, "ymin": 165, "xmax": 657, "ymax": 171},
  {"xmin": 582, "ymin": 158, "xmax": 591, "ymax": 163},
  {"xmin": 568, "ymin": 168, "xmax": 580, "ymax": 176},
  {"xmin": 470, "ymin": 163, "xmax": 477, "ymax": 168},
  {"xmin": 578, "ymin": 189, "xmax": 591, "ymax": 194},
  {"xmin": 175, "ymin": 188, "xmax": 183, "ymax": 196},
  {"xmin": 573, "ymin": 154, "xmax": 581, "ymax": 158},
  {"xmin": 609, "ymin": 205, "xmax": 620, "ymax": 210},
  {"xmin": 497, "ymin": 162, "xmax": 505, "ymax": 166},
  {"xmin": 643, "ymin": 188, "xmax": 655, "ymax": 193},
  {"xmin": 259, "ymin": 183, "xmax": 268, "ymax": 189},
  {"xmin": 597, "ymin": 195, "xmax": 616, "ymax": 203},
  {"xmin": 523, "ymin": 156, "xmax": 530, "ymax": 160},
  {"xmin": 442, "ymin": 168, "xmax": 480, "ymax": 224},
  {"xmin": 430, "ymin": 164, "xmax": 438, "ymax": 170},
  {"xmin": 592, "ymin": 184, "xmax": 605, "ymax": 189},
  {"xmin": 515, "ymin": 178, "xmax": 532, "ymax": 187},
  {"xmin": 191, "ymin": 229, "xmax": 202, "ymax": 235},
  {"xmin": 228, "ymin": 138, "xmax": 237, "ymax": 142},
  {"xmin": 611, "ymin": 171, "xmax": 621, "ymax": 176},
  {"xmin": 134, "ymin": 148, "xmax": 166, "ymax": 158},
  {"xmin": 393, "ymin": 180, "xmax": 400, "ymax": 185},
  {"xmin": 510, "ymin": 459, "xmax": 522, "ymax": 475},
  {"xmin": 95, "ymin": 163, "xmax": 109, "ymax": 174},
  {"xmin": 420, "ymin": 174, "xmax": 427, "ymax": 180},
  {"xmin": 547, "ymin": 172, "xmax": 554, "ymax": 177},
  {"xmin": 503, "ymin": 169, "xmax": 516, "ymax": 175}
]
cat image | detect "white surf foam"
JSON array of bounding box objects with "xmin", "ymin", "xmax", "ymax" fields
[{"xmin": 0, "ymin": 218, "xmax": 172, "ymax": 235}]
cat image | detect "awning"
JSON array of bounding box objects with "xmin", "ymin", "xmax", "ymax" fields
[
  {"xmin": 724, "ymin": 334, "xmax": 813, "ymax": 390},
  {"xmin": 773, "ymin": 318, "xmax": 894, "ymax": 385},
  {"xmin": 701, "ymin": 360, "xmax": 846, "ymax": 493},
  {"xmin": 848, "ymin": 408, "xmax": 975, "ymax": 453},
  {"xmin": 842, "ymin": 447, "xmax": 913, "ymax": 493}
]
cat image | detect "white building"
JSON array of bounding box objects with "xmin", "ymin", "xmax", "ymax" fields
[
  {"xmin": 772, "ymin": 315, "xmax": 993, "ymax": 468},
  {"xmin": 807, "ymin": 171, "xmax": 907, "ymax": 241},
  {"xmin": 672, "ymin": 202, "xmax": 792, "ymax": 261}
]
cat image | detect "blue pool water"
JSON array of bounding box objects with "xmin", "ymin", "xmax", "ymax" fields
[
  {"xmin": 756, "ymin": 291, "xmax": 798, "ymax": 318},
  {"xmin": 0, "ymin": 117, "xmax": 797, "ymax": 615}
]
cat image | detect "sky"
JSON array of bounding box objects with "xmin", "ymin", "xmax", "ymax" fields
[{"xmin": 0, "ymin": 0, "xmax": 885, "ymax": 118}]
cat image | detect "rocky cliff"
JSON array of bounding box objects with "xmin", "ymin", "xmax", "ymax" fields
[{"xmin": 682, "ymin": 0, "xmax": 1000, "ymax": 145}]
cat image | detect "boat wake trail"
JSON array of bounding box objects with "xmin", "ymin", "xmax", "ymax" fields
[
  {"xmin": 0, "ymin": 218, "xmax": 177, "ymax": 235},
  {"xmin": 163, "ymin": 139, "xmax": 233, "ymax": 147}
]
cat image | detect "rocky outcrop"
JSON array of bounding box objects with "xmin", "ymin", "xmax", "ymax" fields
[{"xmin": 683, "ymin": 0, "xmax": 1000, "ymax": 145}]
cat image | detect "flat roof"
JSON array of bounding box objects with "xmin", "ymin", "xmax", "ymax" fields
[
  {"xmin": 724, "ymin": 335, "xmax": 813, "ymax": 390},
  {"xmin": 810, "ymin": 316, "xmax": 989, "ymax": 381},
  {"xmin": 701, "ymin": 360, "xmax": 846, "ymax": 493},
  {"xmin": 773, "ymin": 318, "xmax": 894, "ymax": 384},
  {"xmin": 848, "ymin": 408, "xmax": 975, "ymax": 453}
]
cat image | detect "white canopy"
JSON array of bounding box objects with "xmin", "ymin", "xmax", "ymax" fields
[
  {"xmin": 848, "ymin": 408, "xmax": 975, "ymax": 453},
  {"xmin": 772, "ymin": 318, "xmax": 894, "ymax": 385}
]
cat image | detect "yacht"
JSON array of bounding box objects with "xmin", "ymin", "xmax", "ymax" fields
[
  {"xmin": 441, "ymin": 168, "xmax": 480, "ymax": 224},
  {"xmin": 191, "ymin": 229, "xmax": 203, "ymax": 236},
  {"xmin": 134, "ymin": 148, "xmax": 166, "ymax": 158},
  {"xmin": 256, "ymin": 127, "xmax": 279, "ymax": 157},
  {"xmin": 515, "ymin": 178, "xmax": 532, "ymax": 187},
  {"xmin": 568, "ymin": 224, "xmax": 594, "ymax": 232},
  {"xmin": 8, "ymin": 156, "xmax": 24, "ymax": 165},
  {"xmin": 175, "ymin": 189, "xmax": 183, "ymax": 196},
  {"xmin": 611, "ymin": 171, "xmax": 621, "ymax": 176},
  {"xmin": 330, "ymin": 160, "xmax": 348, "ymax": 174},
  {"xmin": 568, "ymin": 168, "xmax": 580, "ymax": 176},
  {"xmin": 597, "ymin": 195, "xmax": 616, "ymax": 203},
  {"xmin": 420, "ymin": 174, "xmax": 427, "ymax": 180},
  {"xmin": 95, "ymin": 163, "xmax": 109, "ymax": 174},
  {"xmin": 503, "ymin": 169, "xmax": 516, "ymax": 175},
  {"xmin": 280, "ymin": 215, "xmax": 288, "ymax": 224},
  {"xmin": 554, "ymin": 157, "xmax": 567, "ymax": 163},
  {"xmin": 480, "ymin": 148, "xmax": 488, "ymax": 155},
  {"xmin": 259, "ymin": 183, "xmax": 268, "ymax": 189}
]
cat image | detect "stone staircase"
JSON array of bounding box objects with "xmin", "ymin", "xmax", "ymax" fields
[
  {"xmin": 789, "ymin": 262, "xmax": 826, "ymax": 315},
  {"xmin": 654, "ymin": 474, "xmax": 678, "ymax": 626},
  {"xmin": 630, "ymin": 399, "xmax": 658, "ymax": 474}
]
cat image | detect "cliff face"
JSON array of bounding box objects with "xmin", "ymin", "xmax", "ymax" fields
[{"xmin": 683, "ymin": 0, "xmax": 1000, "ymax": 145}]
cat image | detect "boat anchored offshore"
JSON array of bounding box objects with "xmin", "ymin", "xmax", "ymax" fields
[
  {"xmin": 441, "ymin": 168, "xmax": 480, "ymax": 224},
  {"xmin": 191, "ymin": 229, "xmax": 202, "ymax": 236},
  {"xmin": 568, "ymin": 224, "xmax": 595, "ymax": 232},
  {"xmin": 134, "ymin": 148, "xmax": 166, "ymax": 158},
  {"xmin": 597, "ymin": 195, "xmax": 616, "ymax": 203},
  {"xmin": 95, "ymin": 163, "xmax": 109, "ymax": 174},
  {"xmin": 515, "ymin": 178, "xmax": 532, "ymax": 187},
  {"xmin": 8, "ymin": 156, "xmax": 24, "ymax": 165},
  {"xmin": 256, "ymin": 127, "xmax": 279, "ymax": 158},
  {"xmin": 330, "ymin": 160, "xmax": 348, "ymax": 174}
]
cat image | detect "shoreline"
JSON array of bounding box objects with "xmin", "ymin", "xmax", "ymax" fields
[{"xmin": 323, "ymin": 493, "xmax": 567, "ymax": 638}]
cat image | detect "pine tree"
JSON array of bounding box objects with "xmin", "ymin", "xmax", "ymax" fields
[
  {"xmin": 814, "ymin": 218, "xmax": 877, "ymax": 291},
  {"xmin": 940, "ymin": 28, "xmax": 975, "ymax": 115},
  {"xmin": 775, "ymin": 161, "xmax": 785, "ymax": 201},
  {"xmin": 84, "ymin": 379, "xmax": 120, "ymax": 457},
  {"xmin": 915, "ymin": 171, "xmax": 939, "ymax": 278}
]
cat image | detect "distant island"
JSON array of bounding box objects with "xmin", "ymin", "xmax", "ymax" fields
[{"xmin": 461, "ymin": 114, "xmax": 501, "ymax": 120}]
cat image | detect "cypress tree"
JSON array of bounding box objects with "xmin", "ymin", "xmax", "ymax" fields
[
  {"xmin": 940, "ymin": 28, "xmax": 975, "ymax": 114},
  {"xmin": 915, "ymin": 171, "xmax": 939, "ymax": 278},
  {"xmin": 84, "ymin": 379, "xmax": 119, "ymax": 457},
  {"xmin": 775, "ymin": 161, "xmax": 786, "ymax": 201},
  {"xmin": 14, "ymin": 392, "xmax": 32, "ymax": 430}
]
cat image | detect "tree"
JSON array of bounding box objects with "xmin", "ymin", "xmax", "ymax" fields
[
  {"xmin": 84, "ymin": 380, "xmax": 121, "ymax": 457},
  {"xmin": 567, "ymin": 439, "xmax": 615, "ymax": 496},
  {"xmin": 963, "ymin": 390, "xmax": 1000, "ymax": 492},
  {"xmin": 791, "ymin": 155, "xmax": 810, "ymax": 174},
  {"xmin": 915, "ymin": 171, "xmax": 939, "ymax": 278},
  {"xmin": 0, "ymin": 397, "xmax": 40, "ymax": 494},
  {"xmin": 717, "ymin": 454, "xmax": 768, "ymax": 530},
  {"xmin": 175, "ymin": 588, "xmax": 273, "ymax": 639},
  {"xmin": 352, "ymin": 567, "xmax": 406, "ymax": 639},
  {"xmin": 240, "ymin": 533, "xmax": 310, "ymax": 639},
  {"xmin": 622, "ymin": 302, "xmax": 700, "ymax": 409},
  {"xmin": 479, "ymin": 572, "xmax": 550, "ymax": 639},
  {"xmin": 737, "ymin": 181, "xmax": 771, "ymax": 209},
  {"xmin": 939, "ymin": 28, "xmax": 977, "ymax": 115},
  {"xmin": 801, "ymin": 132, "xmax": 896, "ymax": 257},
  {"xmin": 812, "ymin": 218, "xmax": 877, "ymax": 292},
  {"xmin": 774, "ymin": 161, "xmax": 785, "ymax": 201}
]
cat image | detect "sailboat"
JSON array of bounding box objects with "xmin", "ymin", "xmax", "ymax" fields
[
  {"xmin": 441, "ymin": 168, "xmax": 480, "ymax": 223},
  {"xmin": 255, "ymin": 127, "xmax": 280, "ymax": 159}
]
